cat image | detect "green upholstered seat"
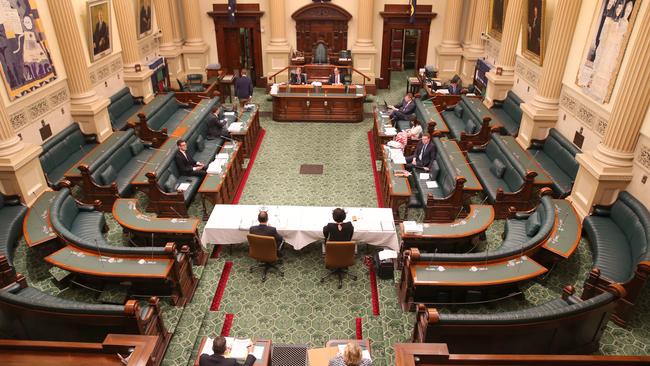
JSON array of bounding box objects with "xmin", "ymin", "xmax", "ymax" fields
[
  {"xmin": 108, "ymin": 87, "xmax": 144, "ymax": 130},
  {"xmin": 412, "ymin": 138, "xmax": 459, "ymax": 206},
  {"xmin": 144, "ymin": 93, "xmax": 191, "ymax": 133},
  {"xmin": 440, "ymin": 96, "xmax": 487, "ymax": 140},
  {"xmin": 39, "ymin": 124, "xmax": 98, "ymax": 188},
  {"xmin": 396, "ymin": 120, "xmax": 411, "ymax": 132},
  {"xmin": 528, "ymin": 128, "xmax": 581, "ymax": 197},
  {"xmin": 0, "ymin": 195, "xmax": 28, "ymax": 268},
  {"xmin": 490, "ymin": 91, "xmax": 523, "ymax": 135},
  {"xmin": 584, "ymin": 191, "xmax": 650, "ymax": 283}
]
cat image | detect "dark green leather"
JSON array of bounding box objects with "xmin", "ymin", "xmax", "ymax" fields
[
  {"xmin": 144, "ymin": 93, "xmax": 190, "ymax": 132},
  {"xmin": 108, "ymin": 87, "xmax": 143, "ymax": 130},
  {"xmin": 50, "ymin": 189, "xmax": 167, "ymax": 256},
  {"xmin": 419, "ymin": 196, "xmax": 555, "ymax": 262},
  {"xmin": 441, "ymin": 96, "xmax": 490, "ymax": 140},
  {"xmin": 40, "ymin": 124, "xmax": 98, "ymax": 188},
  {"xmin": 413, "ymin": 138, "xmax": 458, "ymax": 205},
  {"xmin": 584, "ymin": 191, "xmax": 650, "ymax": 283},
  {"xmin": 529, "ymin": 129, "xmax": 581, "ymax": 197},
  {"xmin": 396, "ymin": 120, "xmax": 411, "ymax": 132},
  {"xmin": 0, "ymin": 195, "xmax": 27, "ymax": 268},
  {"xmin": 490, "ymin": 91, "xmax": 523, "ymax": 135}
]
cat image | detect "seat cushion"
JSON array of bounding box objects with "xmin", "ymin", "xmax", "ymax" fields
[
  {"xmin": 501, "ymin": 219, "xmax": 529, "ymax": 249},
  {"xmin": 491, "ymin": 108, "xmax": 519, "ymax": 135},
  {"xmin": 99, "ymin": 166, "xmax": 116, "ymax": 186},
  {"xmin": 584, "ymin": 216, "xmax": 633, "ymax": 283},
  {"xmin": 490, "ymin": 158, "xmax": 506, "ymax": 178},
  {"xmin": 115, "ymin": 148, "xmax": 154, "ymax": 195},
  {"xmin": 0, "ymin": 205, "xmax": 28, "ymax": 267},
  {"xmin": 467, "ymin": 152, "xmax": 511, "ymax": 202},
  {"xmin": 534, "ymin": 151, "xmax": 573, "ymax": 196},
  {"xmin": 177, "ymin": 176, "xmax": 201, "ymax": 205},
  {"xmin": 525, "ymin": 211, "xmax": 541, "ymax": 236},
  {"xmin": 71, "ymin": 211, "xmax": 107, "ymax": 246},
  {"xmin": 453, "ymin": 105, "xmax": 463, "ymax": 118}
]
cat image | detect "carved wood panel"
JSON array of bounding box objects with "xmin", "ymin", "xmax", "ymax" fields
[{"xmin": 292, "ymin": 3, "xmax": 352, "ymax": 56}]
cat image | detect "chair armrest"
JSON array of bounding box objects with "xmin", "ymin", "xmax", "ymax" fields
[
  {"xmin": 78, "ymin": 205, "xmax": 97, "ymax": 212},
  {"xmin": 514, "ymin": 212, "xmax": 532, "ymax": 220},
  {"xmin": 592, "ymin": 207, "xmax": 611, "ymax": 217}
]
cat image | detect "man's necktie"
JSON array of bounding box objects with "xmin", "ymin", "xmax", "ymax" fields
[{"xmin": 419, "ymin": 144, "xmax": 427, "ymax": 161}]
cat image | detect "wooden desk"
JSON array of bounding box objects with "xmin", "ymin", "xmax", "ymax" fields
[
  {"xmin": 172, "ymin": 79, "xmax": 220, "ymax": 105},
  {"xmin": 228, "ymin": 104, "xmax": 261, "ymax": 158},
  {"xmin": 537, "ymin": 199, "xmax": 581, "ymax": 264},
  {"xmin": 23, "ymin": 190, "xmax": 58, "ymax": 248},
  {"xmin": 378, "ymin": 146, "xmax": 411, "ymax": 222},
  {"xmin": 193, "ymin": 338, "xmax": 271, "ymax": 366},
  {"xmin": 309, "ymin": 339, "xmax": 372, "ymax": 366},
  {"xmin": 199, "ymin": 141, "xmax": 244, "ymax": 207},
  {"xmin": 372, "ymin": 106, "xmax": 395, "ymax": 154},
  {"xmin": 271, "ymin": 86, "xmax": 365, "ymax": 122},
  {"xmin": 64, "ymin": 131, "xmax": 128, "ymax": 181},
  {"xmin": 438, "ymin": 138, "xmax": 482, "ymax": 191}
]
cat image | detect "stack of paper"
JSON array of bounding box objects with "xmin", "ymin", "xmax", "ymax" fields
[
  {"xmin": 419, "ymin": 173, "xmax": 430, "ymax": 180},
  {"xmin": 216, "ymin": 152, "xmax": 230, "ymax": 159},
  {"xmin": 426, "ymin": 181, "xmax": 439, "ymax": 189},
  {"xmin": 403, "ymin": 221, "xmax": 423, "ymax": 233},
  {"xmin": 384, "ymin": 127, "xmax": 397, "ymax": 136},
  {"xmin": 207, "ymin": 161, "xmax": 223, "ymax": 174},
  {"xmin": 380, "ymin": 219, "xmax": 395, "ymax": 231},
  {"xmin": 228, "ymin": 122, "xmax": 243, "ymax": 132},
  {"xmin": 378, "ymin": 249, "xmax": 398, "ymax": 261},
  {"xmin": 176, "ymin": 182, "xmax": 190, "ymax": 192}
]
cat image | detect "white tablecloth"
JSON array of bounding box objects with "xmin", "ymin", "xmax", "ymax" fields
[{"xmin": 201, "ymin": 205, "xmax": 400, "ymax": 251}]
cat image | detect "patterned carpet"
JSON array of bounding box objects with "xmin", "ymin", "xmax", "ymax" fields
[{"xmin": 7, "ymin": 70, "xmax": 650, "ymax": 365}]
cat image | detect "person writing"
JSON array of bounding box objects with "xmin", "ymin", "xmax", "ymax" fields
[
  {"xmin": 328, "ymin": 343, "xmax": 372, "ymax": 366},
  {"xmin": 405, "ymin": 133, "xmax": 436, "ymax": 171},
  {"xmin": 199, "ymin": 336, "xmax": 256, "ymax": 366},
  {"xmin": 250, "ymin": 211, "xmax": 284, "ymax": 254},
  {"xmin": 323, "ymin": 208, "xmax": 354, "ymax": 242},
  {"xmin": 328, "ymin": 67, "xmax": 343, "ymax": 85},
  {"xmin": 290, "ymin": 66, "xmax": 308, "ymax": 85},
  {"xmin": 174, "ymin": 139, "xmax": 206, "ymax": 178},
  {"xmin": 388, "ymin": 93, "xmax": 416, "ymax": 122}
]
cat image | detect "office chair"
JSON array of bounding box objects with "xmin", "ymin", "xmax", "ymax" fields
[
  {"xmin": 186, "ymin": 73, "xmax": 205, "ymax": 92},
  {"xmin": 176, "ymin": 78, "xmax": 188, "ymax": 92},
  {"xmin": 247, "ymin": 234, "xmax": 283, "ymax": 282},
  {"xmin": 321, "ymin": 241, "xmax": 357, "ymax": 289}
]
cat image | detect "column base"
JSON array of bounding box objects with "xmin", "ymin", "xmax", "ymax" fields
[
  {"xmin": 484, "ymin": 70, "xmax": 514, "ymax": 108},
  {"xmin": 351, "ymin": 46, "xmax": 377, "ymax": 87},
  {"xmin": 265, "ymin": 43, "xmax": 291, "ymax": 83},
  {"xmin": 0, "ymin": 143, "xmax": 48, "ymax": 206},
  {"xmin": 460, "ymin": 50, "xmax": 482, "ymax": 85},
  {"xmin": 435, "ymin": 46, "xmax": 463, "ymax": 80},
  {"xmin": 123, "ymin": 68, "xmax": 155, "ymax": 103},
  {"xmin": 182, "ymin": 43, "xmax": 209, "ymax": 78},
  {"xmin": 160, "ymin": 47, "xmax": 185, "ymax": 83},
  {"xmin": 70, "ymin": 98, "xmax": 113, "ymax": 142},
  {"xmin": 516, "ymin": 102, "xmax": 559, "ymax": 148},
  {"xmin": 568, "ymin": 152, "xmax": 633, "ymax": 219}
]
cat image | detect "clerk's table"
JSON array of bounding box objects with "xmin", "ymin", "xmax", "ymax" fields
[
  {"xmin": 201, "ymin": 205, "xmax": 400, "ymax": 251},
  {"xmin": 270, "ymin": 84, "xmax": 365, "ymax": 122}
]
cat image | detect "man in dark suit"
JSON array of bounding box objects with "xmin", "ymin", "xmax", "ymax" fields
[
  {"xmin": 290, "ymin": 67, "xmax": 308, "ymax": 85},
  {"xmin": 389, "ymin": 93, "xmax": 416, "ymax": 122},
  {"xmin": 92, "ymin": 9, "xmax": 110, "ymax": 54},
  {"xmin": 249, "ymin": 211, "xmax": 284, "ymax": 254},
  {"xmin": 199, "ymin": 336, "xmax": 256, "ymax": 366},
  {"xmin": 235, "ymin": 69, "xmax": 253, "ymax": 107},
  {"xmin": 406, "ymin": 133, "xmax": 437, "ymax": 171},
  {"xmin": 328, "ymin": 67, "xmax": 343, "ymax": 85},
  {"xmin": 448, "ymin": 75, "xmax": 462, "ymax": 95},
  {"xmin": 174, "ymin": 139, "xmax": 206, "ymax": 177}
]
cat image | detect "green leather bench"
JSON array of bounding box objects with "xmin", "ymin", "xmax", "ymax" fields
[
  {"xmin": 582, "ymin": 191, "xmax": 650, "ymax": 326},
  {"xmin": 413, "ymin": 97, "xmax": 450, "ymax": 134},
  {"xmin": 489, "ymin": 90, "xmax": 523, "ymax": 136},
  {"xmin": 0, "ymin": 194, "xmax": 27, "ymax": 270},
  {"xmin": 108, "ymin": 87, "xmax": 144, "ymax": 131},
  {"xmin": 133, "ymin": 93, "xmax": 192, "ymax": 145},
  {"xmin": 412, "ymin": 285, "xmax": 621, "ymax": 354},
  {"xmin": 78, "ymin": 130, "xmax": 154, "ymax": 211},
  {"xmin": 441, "ymin": 95, "xmax": 497, "ymax": 150},
  {"xmin": 63, "ymin": 131, "xmax": 128, "ymax": 182},
  {"xmin": 39, "ymin": 123, "xmax": 98, "ymax": 189},
  {"xmin": 528, "ymin": 128, "xmax": 581, "ymax": 197},
  {"xmin": 22, "ymin": 190, "xmax": 58, "ymax": 248}
]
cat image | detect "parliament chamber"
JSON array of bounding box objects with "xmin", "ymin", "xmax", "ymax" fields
[{"xmin": 1, "ymin": 1, "xmax": 650, "ymax": 366}]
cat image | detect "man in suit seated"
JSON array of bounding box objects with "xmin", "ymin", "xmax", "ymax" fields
[
  {"xmin": 448, "ymin": 75, "xmax": 463, "ymax": 95},
  {"xmin": 249, "ymin": 211, "xmax": 284, "ymax": 254},
  {"xmin": 199, "ymin": 336, "xmax": 256, "ymax": 366},
  {"xmin": 174, "ymin": 139, "xmax": 206, "ymax": 178},
  {"xmin": 290, "ymin": 67, "xmax": 308, "ymax": 85},
  {"xmin": 405, "ymin": 133, "xmax": 436, "ymax": 171},
  {"xmin": 328, "ymin": 67, "xmax": 343, "ymax": 85},
  {"xmin": 389, "ymin": 93, "xmax": 416, "ymax": 122}
]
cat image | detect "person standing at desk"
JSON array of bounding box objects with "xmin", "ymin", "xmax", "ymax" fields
[
  {"xmin": 290, "ymin": 67, "xmax": 308, "ymax": 85},
  {"xmin": 405, "ymin": 133, "xmax": 436, "ymax": 171},
  {"xmin": 199, "ymin": 336, "xmax": 256, "ymax": 366},
  {"xmin": 250, "ymin": 211, "xmax": 284, "ymax": 254},
  {"xmin": 323, "ymin": 208, "xmax": 354, "ymax": 242},
  {"xmin": 329, "ymin": 67, "xmax": 343, "ymax": 85},
  {"xmin": 388, "ymin": 93, "xmax": 416, "ymax": 122},
  {"xmin": 328, "ymin": 343, "xmax": 372, "ymax": 366},
  {"xmin": 175, "ymin": 139, "xmax": 206, "ymax": 178},
  {"xmin": 235, "ymin": 69, "xmax": 253, "ymax": 107}
]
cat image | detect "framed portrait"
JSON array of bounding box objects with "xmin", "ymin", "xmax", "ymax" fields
[
  {"xmin": 0, "ymin": 0, "xmax": 57, "ymax": 100},
  {"xmin": 489, "ymin": 0, "xmax": 509, "ymax": 41},
  {"xmin": 576, "ymin": 0, "xmax": 640, "ymax": 104},
  {"xmin": 522, "ymin": 0, "xmax": 545, "ymax": 65},
  {"xmin": 137, "ymin": 0, "xmax": 153, "ymax": 39},
  {"xmin": 88, "ymin": 0, "xmax": 112, "ymax": 62}
]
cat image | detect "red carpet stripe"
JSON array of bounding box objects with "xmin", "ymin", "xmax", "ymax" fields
[
  {"xmin": 355, "ymin": 317, "xmax": 363, "ymax": 340},
  {"xmin": 365, "ymin": 256, "xmax": 380, "ymax": 316},
  {"xmin": 220, "ymin": 313, "xmax": 234, "ymax": 336},
  {"xmin": 232, "ymin": 128, "xmax": 266, "ymax": 204},
  {"xmin": 367, "ymin": 130, "xmax": 384, "ymax": 208},
  {"xmin": 210, "ymin": 261, "xmax": 233, "ymax": 311}
]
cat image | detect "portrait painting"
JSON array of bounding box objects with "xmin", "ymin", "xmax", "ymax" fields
[
  {"xmin": 0, "ymin": 0, "xmax": 57, "ymax": 100},
  {"xmin": 576, "ymin": 0, "xmax": 640, "ymax": 103},
  {"xmin": 489, "ymin": 0, "xmax": 509, "ymax": 41},
  {"xmin": 138, "ymin": 0, "xmax": 152, "ymax": 39},
  {"xmin": 88, "ymin": 0, "xmax": 111, "ymax": 62},
  {"xmin": 523, "ymin": 0, "xmax": 545, "ymax": 65}
]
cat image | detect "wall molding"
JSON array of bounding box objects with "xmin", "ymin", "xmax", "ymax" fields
[
  {"xmin": 559, "ymin": 84, "xmax": 610, "ymax": 137},
  {"xmin": 138, "ymin": 35, "xmax": 160, "ymax": 63},
  {"xmin": 9, "ymin": 86, "xmax": 70, "ymax": 132},
  {"xmin": 515, "ymin": 55, "xmax": 540, "ymax": 88},
  {"xmin": 635, "ymin": 134, "xmax": 650, "ymax": 172},
  {"xmin": 89, "ymin": 53, "xmax": 123, "ymax": 86},
  {"xmin": 485, "ymin": 38, "xmax": 500, "ymax": 61}
]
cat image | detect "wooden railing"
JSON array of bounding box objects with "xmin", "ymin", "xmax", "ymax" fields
[{"xmin": 268, "ymin": 65, "xmax": 371, "ymax": 85}]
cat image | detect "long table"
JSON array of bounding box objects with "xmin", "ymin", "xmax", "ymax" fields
[
  {"xmin": 227, "ymin": 104, "xmax": 261, "ymax": 158},
  {"xmin": 271, "ymin": 85, "xmax": 365, "ymax": 122},
  {"xmin": 378, "ymin": 146, "xmax": 411, "ymax": 221},
  {"xmin": 201, "ymin": 205, "xmax": 400, "ymax": 251}
]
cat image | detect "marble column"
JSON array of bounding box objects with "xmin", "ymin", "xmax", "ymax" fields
[
  {"xmin": 461, "ymin": 0, "xmax": 489, "ymax": 82},
  {"xmin": 265, "ymin": 0, "xmax": 291, "ymax": 83},
  {"xmin": 570, "ymin": 5, "xmax": 650, "ymax": 218},
  {"xmin": 0, "ymin": 102, "xmax": 48, "ymax": 206},
  {"xmin": 114, "ymin": 0, "xmax": 154, "ymax": 102},
  {"xmin": 47, "ymin": 0, "xmax": 112, "ymax": 141},
  {"xmin": 352, "ymin": 0, "xmax": 377, "ymax": 84},
  {"xmin": 182, "ymin": 0, "xmax": 209, "ymax": 77},
  {"xmin": 154, "ymin": 0, "xmax": 184, "ymax": 81},
  {"xmin": 517, "ymin": 0, "xmax": 582, "ymax": 148},
  {"xmin": 168, "ymin": 0, "xmax": 184, "ymax": 48},
  {"xmin": 484, "ymin": 0, "xmax": 525, "ymax": 107},
  {"xmin": 436, "ymin": 0, "xmax": 465, "ymax": 79}
]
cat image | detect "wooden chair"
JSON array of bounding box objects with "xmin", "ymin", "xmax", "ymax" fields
[
  {"xmin": 247, "ymin": 234, "xmax": 283, "ymax": 282},
  {"xmin": 321, "ymin": 241, "xmax": 357, "ymax": 289}
]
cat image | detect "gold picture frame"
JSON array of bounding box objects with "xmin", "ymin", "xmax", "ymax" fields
[
  {"xmin": 522, "ymin": 0, "xmax": 545, "ymax": 65},
  {"xmin": 137, "ymin": 0, "xmax": 153, "ymax": 39},
  {"xmin": 489, "ymin": 0, "xmax": 509, "ymax": 41},
  {"xmin": 88, "ymin": 0, "xmax": 112, "ymax": 62}
]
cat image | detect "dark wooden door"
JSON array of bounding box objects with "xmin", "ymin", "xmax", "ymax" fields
[
  {"xmin": 390, "ymin": 29, "xmax": 404, "ymax": 70},
  {"xmin": 224, "ymin": 28, "xmax": 242, "ymax": 71}
]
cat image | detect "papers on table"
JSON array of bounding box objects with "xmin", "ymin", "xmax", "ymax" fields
[
  {"xmin": 436, "ymin": 89, "xmax": 450, "ymax": 95},
  {"xmin": 380, "ymin": 218, "xmax": 395, "ymax": 231},
  {"xmin": 389, "ymin": 148, "xmax": 406, "ymax": 164},
  {"xmin": 270, "ymin": 84, "xmax": 280, "ymax": 95},
  {"xmin": 207, "ymin": 161, "xmax": 223, "ymax": 174},
  {"xmin": 176, "ymin": 182, "xmax": 190, "ymax": 192},
  {"xmin": 403, "ymin": 220, "xmax": 424, "ymax": 233},
  {"xmin": 216, "ymin": 152, "xmax": 229, "ymax": 159},
  {"xmin": 387, "ymin": 140, "xmax": 402, "ymax": 149},
  {"xmin": 384, "ymin": 127, "xmax": 397, "ymax": 136},
  {"xmin": 224, "ymin": 111, "xmax": 236, "ymax": 116},
  {"xmin": 419, "ymin": 173, "xmax": 429, "ymax": 180},
  {"xmin": 337, "ymin": 345, "xmax": 371, "ymax": 360},
  {"xmin": 426, "ymin": 181, "xmax": 439, "ymax": 189},
  {"xmin": 378, "ymin": 249, "xmax": 398, "ymax": 261},
  {"xmin": 228, "ymin": 122, "xmax": 243, "ymax": 132}
]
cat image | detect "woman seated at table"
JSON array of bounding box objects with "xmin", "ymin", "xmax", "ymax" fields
[
  {"xmin": 323, "ymin": 208, "xmax": 354, "ymax": 242},
  {"xmin": 328, "ymin": 343, "xmax": 372, "ymax": 366},
  {"xmin": 391, "ymin": 120, "xmax": 422, "ymax": 150}
]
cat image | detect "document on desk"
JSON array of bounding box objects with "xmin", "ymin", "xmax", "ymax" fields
[
  {"xmin": 176, "ymin": 182, "xmax": 190, "ymax": 192},
  {"xmin": 426, "ymin": 181, "xmax": 439, "ymax": 189},
  {"xmin": 207, "ymin": 161, "xmax": 224, "ymax": 174},
  {"xmin": 228, "ymin": 122, "xmax": 243, "ymax": 132},
  {"xmin": 216, "ymin": 152, "xmax": 230, "ymax": 159},
  {"xmin": 419, "ymin": 173, "xmax": 430, "ymax": 180},
  {"xmin": 227, "ymin": 338, "xmax": 252, "ymax": 359}
]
